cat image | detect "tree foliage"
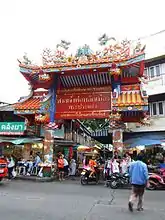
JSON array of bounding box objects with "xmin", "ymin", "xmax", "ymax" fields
[{"xmin": 81, "ymin": 119, "xmax": 109, "ymax": 132}]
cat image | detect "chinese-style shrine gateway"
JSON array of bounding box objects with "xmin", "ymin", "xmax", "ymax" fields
[{"xmin": 15, "ymin": 37, "xmax": 148, "ymax": 155}]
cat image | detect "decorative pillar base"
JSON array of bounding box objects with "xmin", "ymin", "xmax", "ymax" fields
[
  {"xmin": 109, "ymin": 112, "xmax": 125, "ymax": 154},
  {"xmin": 43, "ymin": 129, "xmax": 54, "ymax": 163},
  {"xmin": 112, "ymin": 129, "xmax": 123, "ymax": 153}
]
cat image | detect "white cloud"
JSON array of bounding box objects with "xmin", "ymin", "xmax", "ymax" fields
[{"xmin": 0, "ymin": 0, "xmax": 165, "ymax": 103}]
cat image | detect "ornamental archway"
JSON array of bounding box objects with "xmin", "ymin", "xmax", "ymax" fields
[{"xmin": 15, "ymin": 37, "xmax": 148, "ymax": 159}]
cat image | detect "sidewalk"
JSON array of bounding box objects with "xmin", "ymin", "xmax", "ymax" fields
[{"xmin": 15, "ymin": 175, "xmax": 106, "ymax": 184}]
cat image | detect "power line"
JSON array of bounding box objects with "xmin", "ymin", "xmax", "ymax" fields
[{"xmin": 132, "ymin": 29, "xmax": 165, "ymax": 42}]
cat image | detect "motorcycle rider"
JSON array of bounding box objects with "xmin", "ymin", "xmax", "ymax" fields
[{"xmin": 89, "ymin": 157, "xmax": 97, "ymax": 178}]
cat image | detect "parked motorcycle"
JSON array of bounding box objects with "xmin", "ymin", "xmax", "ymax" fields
[
  {"xmin": 104, "ymin": 169, "xmax": 113, "ymax": 187},
  {"xmin": 109, "ymin": 173, "xmax": 130, "ymax": 189},
  {"xmin": 147, "ymin": 172, "xmax": 165, "ymax": 190},
  {"xmin": 0, "ymin": 157, "xmax": 8, "ymax": 182},
  {"xmin": 80, "ymin": 167, "xmax": 100, "ymax": 185}
]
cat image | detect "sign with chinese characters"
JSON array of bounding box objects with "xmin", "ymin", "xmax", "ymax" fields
[
  {"xmin": 56, "ymin": 86, "xmax": 111, "ymax": 119},
  {"xmin": 0, "ymin": 122, "xmax": 25, "ymax": 135}
]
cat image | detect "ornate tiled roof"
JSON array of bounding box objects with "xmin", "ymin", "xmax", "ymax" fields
[
  {"xmin": 14, "ymin": 89, "xmax": 49, "ymax": 111},
  {"xmin": 15, "ymin": 97, "xmax": 40, "ymax": 110},
  {"xmin": 19, "ymin": 38, "xmax": 145, "ymax": 71},
  {"xmin": 115, "ymin": 91, "xmax": 144, "ymax": 106}
]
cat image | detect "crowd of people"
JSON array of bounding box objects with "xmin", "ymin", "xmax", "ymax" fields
[
  {"xmin": 57, "ymin": 154, "xmax": 77, "ymax": 181},
  {"xmin": 1, "ymin": 153, "xmax": 43, "ymax": 179},
  {"xmin": 104, "ymin": 153, "xmax": 133, "ymax": 178},
  {"xmin": 1, "ymin": 152, "xmax": 77, "ymax": 180},
  {"xmin": 0, "ymin": 151, "xmax": 153, "ymax": 212}
]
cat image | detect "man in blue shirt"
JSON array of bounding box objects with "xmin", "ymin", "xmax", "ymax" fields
[{"xmin": 128, "ymin": 155, "xmax": 148, "ymax": 212}]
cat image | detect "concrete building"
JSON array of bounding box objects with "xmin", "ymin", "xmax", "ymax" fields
[
  {"xmin": 128, "ymin": 55, "xmax": 165, "ymax": 133},
  {"xmin": 92, "ymin": 55, "xmax": 165, "ymax": 147}
]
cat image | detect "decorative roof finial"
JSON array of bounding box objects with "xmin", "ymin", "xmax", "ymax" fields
[
  {"xmin": 22, "ymin": 53, "xmax": 32, "ymax": 65},
  {"xmin": 56, "ymin": 40, "xmax": 71, "ymax": 50},
  {"xmin": 98, "ymin": 33, "xmax": 116, "ymax": 46}
]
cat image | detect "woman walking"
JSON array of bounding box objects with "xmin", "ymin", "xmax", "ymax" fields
[
  {"xmin": 57, "ymin": 155, "xmax": 64, "ymax": 181},
  {"xmin": 7, "ymin": 156, "xmax": 15, "ymax": 179},
  {"xmin": 69, "ymin": 159, "xmax": 76, "ymax": 180}
]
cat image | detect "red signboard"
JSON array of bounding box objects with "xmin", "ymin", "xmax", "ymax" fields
[{"xmin": 56, "ymin": 86, "xmax": 111, "ymax": 119}]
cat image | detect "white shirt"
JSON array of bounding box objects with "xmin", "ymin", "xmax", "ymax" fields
[
  {"xmin": 63, "ymin": 158, "xmax": 68, "ymax": 166},
  {"xmin": 120, "ymin": 160, "xmax": 128, "ymax": 174},
  {"xmin": 112, "ymin": 161, "xmax": 119, "ymax": 173},
  {"xmin": 8, "ymin": 158, "xmax": 15, "ymax": 168}
]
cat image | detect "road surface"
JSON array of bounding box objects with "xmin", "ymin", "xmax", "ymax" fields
[{"xmin": 0, "ymin": 180, "xmax": 165, "ymax": 220}]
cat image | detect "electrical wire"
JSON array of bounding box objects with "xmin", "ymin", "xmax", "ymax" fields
[{"xmin": 132, "ymin": 29, "xmax": 165, "ymax": 42}]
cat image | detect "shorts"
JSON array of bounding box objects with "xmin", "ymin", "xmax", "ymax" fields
[
  {"xmin": 64, "ymin": 165, "xmax": 69, "ymax": 173},
  {"xmin": 58, "ymin": 167, "xmax": 64, "ymax": 172}
]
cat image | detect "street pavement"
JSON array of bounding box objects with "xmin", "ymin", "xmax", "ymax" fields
[{"xmin": 0, "ymin": 180, "xmax": 165, "ymax": 220}]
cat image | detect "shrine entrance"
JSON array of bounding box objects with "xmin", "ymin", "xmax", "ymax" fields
[{"xmin": 15, "ymin": 38, "xmax": 148, "ymax": 161}]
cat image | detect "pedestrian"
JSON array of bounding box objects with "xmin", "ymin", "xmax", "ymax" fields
[
  {"xmin": 111, "ymin": 158, "xmax": 119, "ymax": 174},
  {"xmin": 69, "ymin": 159, "xmax": 76, "ymax": 180},
  {"xmin": 120, "ymin": 158, "xmax": 128, "ymax": 174},
  {"xmin": 63, "ymin": 157, "xmax": 69, "ymax": 177},
  {"xmin": 57, "ymin": 155, "xmax": 64, "ymax": 181},
  {"xmin": 7, "ymin": 155, "xmax": 15, "ymax": 180},
  {"xmin": 128, "ymin": 155, "xmax": 148, "ymax": 212}
]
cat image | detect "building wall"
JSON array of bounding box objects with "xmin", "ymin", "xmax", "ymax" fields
[
  {"xmin": 128, "ymin": 59, "xmax": 165, "ymax": 132},
  {"xmin": 145, "ymin": 62, "xmax": 165, "ymax": 95},
  {"xmin": 127, "ymin": 116, "xmax": 165, "ymax": 132}
]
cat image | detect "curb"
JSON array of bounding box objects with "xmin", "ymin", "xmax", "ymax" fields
[{"xmin": 15, "ymin": 176, "xmax": 56, "ymax": 182}]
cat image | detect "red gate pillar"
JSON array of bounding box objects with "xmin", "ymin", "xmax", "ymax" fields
[
  {"xmin": 109, "ymin": 112, "xmax": 125, "ymax": 154},
  {"xmin": 112, "ymin": 129, "xmax": 123, "ymax": 153},
  {"xmin": 43, "ymin": 129, "xmax": 54, "ymax": 162}
]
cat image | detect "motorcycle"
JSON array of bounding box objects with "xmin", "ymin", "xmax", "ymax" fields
[
  {"xmin": 104, "ymin": 168, "xmax": 113, "ymax": 187},
  {"xmin": 109, "ymin": 172, "xmax": 130, "ymax": 189},
  {"xmin": 0, "ymin": 157, "xmax": 8, "ymax": 182},
  {"xmin": 80, "ymin": 166, "xmax": 100, "ymax": 185},
  {"xmin": 147, "ymin": 172, "xmax": 165, "ymax": 190}
]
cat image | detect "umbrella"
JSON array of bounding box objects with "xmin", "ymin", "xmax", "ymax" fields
[
  {"xmin": 77, "ymin": 145, "xmax": 91, "ymax": 152},
  {"xmin": 93, "ymin": 145, "xmax": 102, "ymax": 150}
]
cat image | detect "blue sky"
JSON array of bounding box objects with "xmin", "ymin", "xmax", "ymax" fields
[{"xmin": 0, "ymin": 0, "xmax": 165, "ymax": 103}]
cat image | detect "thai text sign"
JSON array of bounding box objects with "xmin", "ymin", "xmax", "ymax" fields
[
  {"xmin": 0, "ymin": 122, "xmax": 25, "ymax": 135},
  {"xmin": 56, "ymin": 86, "xmax": 111, "ymax": 119}
]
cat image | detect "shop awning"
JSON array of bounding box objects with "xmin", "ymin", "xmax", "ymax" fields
[
  {"xmin": 0, "ymin": 137, "xmax": 42, "ymax": 145},
  {"xmin": 124, "ymin": 131, "xmax": 165, "ymax": 148}
]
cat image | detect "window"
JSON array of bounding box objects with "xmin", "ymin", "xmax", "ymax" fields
[
  {"xmin": 148, "ymin": 65, "xmax": 161, "ymax": 79},
  {"xmin": 151, "ymin": 102, "xmax": 164, "ymax": 116},
  {"xmin": 156, "ymin": 65, "xmax": 160, "ymax": 77},
  {"xmin": 150, "ymin": 67, "xmax": 155, "ymax": 78},
  {"xmin": 152, "ymin": 103, "xmax": 157, "ymax": 115},
  {"xmin": 148, "ymin": 104, "xmax": 151, "ymax": 115},
  {"xmin": 158, "ymin": 102, "xmax": 163, "ymax": 115},
  {"xmin": 144, "ymin": 68, "xmax": 148, "ymax": 77}
]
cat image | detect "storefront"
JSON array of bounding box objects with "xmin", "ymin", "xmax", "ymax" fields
[
  {"xmin": 124, "ymin": 131, "xmax": 165, "ymax": 163},
  {"xmin": 0, "ymin": 137, "xmax": 43, "ymax": 159}
]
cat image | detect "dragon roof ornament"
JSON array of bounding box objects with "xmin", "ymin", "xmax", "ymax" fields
[{"xmin": 19, "ymin": 36, "xmax": 146, "ymax": 68}]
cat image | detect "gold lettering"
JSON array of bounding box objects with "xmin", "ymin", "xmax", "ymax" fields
[
  {"xmin": 57, "ymin": 98, "xmax": 62, "ymax": 104},
  {"xmin": 57, "ymin": 94, "xmax": 111, "ymax": 106}
]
